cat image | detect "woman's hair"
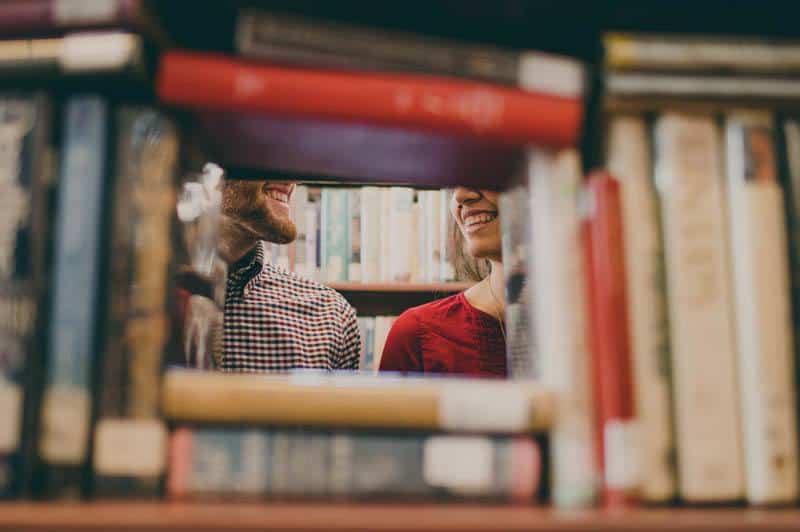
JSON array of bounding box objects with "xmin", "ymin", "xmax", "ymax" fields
[{"xmin": 451, "ymin": 219, "xmax": 492, "ymax": 282}]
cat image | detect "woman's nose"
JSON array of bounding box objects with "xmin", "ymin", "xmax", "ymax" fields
[{"xmin": 453, "ymin": 187, "xmax": 482, "ymax": 204}]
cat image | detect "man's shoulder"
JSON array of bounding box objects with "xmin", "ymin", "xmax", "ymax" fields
[{"xmin": 261, "ymin": 263, "xmax": 353, "ymax": 312}]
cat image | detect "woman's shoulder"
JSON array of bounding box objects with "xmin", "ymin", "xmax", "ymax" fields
[{"xmin": 398, "ymin": 292, "xmax": 468, "ymax": 325}]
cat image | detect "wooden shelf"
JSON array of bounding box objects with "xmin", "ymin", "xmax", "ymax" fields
[
  {"xmin": 2, "ymin": 502, "xmax": 800, "ymax": 532},
  {"xmin": 327, "ymin": 282, "xmax": 472, "ymax": 315},
  {"xmin": 328, "ymin": 282, "xmax": 472, "ymax": 293}
]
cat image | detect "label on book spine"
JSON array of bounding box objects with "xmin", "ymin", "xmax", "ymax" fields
[
  {"xmin": 40, "ymin": 386, "xmax": 90, "ymax": 463},
  {"xmin": 439, "ymin": 384, "xmax": 529, "ymax": 432},
  {"xmin": 94, "ymin": 419, "xmax": 167, "ymax": 476},
  {"xmin": 604, "ymin": 420, "xmax": 640, "ymax": 490},
  {"xmin": 424, "ymin": 436, "xmax": 493, "ymax": 493},
  {"xmin": 0, "ymin": 380, "xmax": 21, "ymax": 453}
]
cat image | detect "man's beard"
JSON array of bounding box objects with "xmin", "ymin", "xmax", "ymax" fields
[{"xmin": 221, "ymin": 180, "xmax": 297, "ymax": 244}]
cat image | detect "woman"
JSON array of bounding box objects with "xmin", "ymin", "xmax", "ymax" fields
[{"xmin": 379, "ymin": 187, "xmax": 506, "ymax": 376}]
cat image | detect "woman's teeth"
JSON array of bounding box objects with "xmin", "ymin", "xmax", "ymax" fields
[
  {"xmin": 266, "ymin": 190, "xmax": 289, "ymax": 203},
  {"xmin": 465, "ymin": 213, "xmax": 497, "ymax": 228}
]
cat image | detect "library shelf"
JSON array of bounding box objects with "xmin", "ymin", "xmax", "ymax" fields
[{"xmin": 1, "ymin": 502, "xmax": 800, "ymax": 532}]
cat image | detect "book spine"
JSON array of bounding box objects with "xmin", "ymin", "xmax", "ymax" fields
[
  {"xmin": 605, "ymin": 33, "xmax": 800, "ymax": 73},
  {"xmin": 438, "ymin": 189, "xmax": 455, "ymax": 282},
  {"xmin": 654, "ymin": 113, "xmax": 744, "ymax": 502},
  {"xmin": 169, "ymin": 427, "xmax": 539, "ymax": 501},
  {"xmin": 0, "ymin": 0, "xmax": 138, "ymax": 35},
  {"xmin": 305, "ymin": 188, "xmax": 320, "ymax": 281},
  {"xmin": 347, "ymin": 189, "xmax": 362, "ymax": 282},
  {"xmin": 724, "ymin": 111, "xmax": 799, "ymax": 504},
  {"xmin": 0, "ymin": 93, "xmax": 54, "ymax": 498},
  {"xmin": 39, "ymin": 95, "xmax": 110, "ymax": 499},
  {"xmin": 531, "ymin": 149, "xmax": 598, "ymax": 508},
  {"xmin": 583, "ymin": 173, "xmax": 638, "ymax": 508},
  {"xmin": 607, "ymin": 72, "xmax": 800, "ymax": 100},
  {"xmin": 500, "ymin": 160, "xmax": 537, "ymax": 378},
  {"xmin": 321, "ymin": 189, "xmax": 349, "ymax": 282},
  {"xmin": 410, "ymin": 193, "xmax": 423, "ymax": 282},
  {"xmin": 157, "ymin": 51, "xmax": 584, "ymax": 147},
  {"xmin": 92, "ymin": 107, "xmax": 180, "ymax": 498},
  {"xmin": 379, "ymin": 190, "xmax": 393, "ymax": 282},
  {"xmin": 236, "ymin": 9, "xmax": 583, "ymax": 97},
  {"xmin": 359, "ymin": 187, "xmax": 381, "ymax": 283},
  {"xmin": 288, "ymin": 185, "xmax": 308, "ymax": 277},
  {"xmin": 607, "ymin": 115, "xmax": 676, "ymax": 502},
  {"xmin": 389, "ymin": 188, "xmax": 415, "ymax": 282}
]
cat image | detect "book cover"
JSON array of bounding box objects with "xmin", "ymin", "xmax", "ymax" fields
[
  {"xmin": 92, "ymin": 106, "xmax": 180, "ymax": 498},
  {"xmin": 157, "ymin": 51, "xmax": 584, "ymax": 147},
  {"xmin": 162, "ymin": 369, "xmax": 553, "ymax": 434},
  {"xmin": 0, "ymin": 92, "xmax": 54, "ymax": 498},
  {"xmin": 582, "ymin": 172, "xmax": 639, "ymax": 508},
  {"xmin": 607, "ymin": 115, "xmax": 676, "ymax": 502},
  {"xmin": 530, "ymin": 149, "xmax": 597, "ymax": 508},
  {"xmin": 347, "ymin": 189, "xmax": 362, "ymax": 282},
  {"xmin": 39, "ymin": 95, "xmax": 110, "ymax": 499},
  {"xmin": 653, "ymin": 113, "xmax": 744, "ymax": 502},
  {"xmin": 359, "ymin": 187, "xmax": 382, "ymax": 283},
  {"xmin": 389, "ymin": 188, "xmax": 415, "ymax": 283},
  {"xmin": 724, "ymin": 110, "xmax": 798, "ymax": 504},
  {"xmin": 320, "ymin": 189, "xmax": 349, "ymax": 282},
  {"xmin": 169, "ymin": 426, "xmax": 540, "ymax": 502},
  {"xmin": 236, "ymin": 9, "xmax": 584, "ymax": 97}
]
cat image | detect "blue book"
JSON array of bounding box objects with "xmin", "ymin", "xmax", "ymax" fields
[
  {"xmin": 320, "ymin": 189, "xmax": 349, "ymax": 282},
  {"xmin": 39, "ymin": 96, "xmax": 109, "ymax": 499}
]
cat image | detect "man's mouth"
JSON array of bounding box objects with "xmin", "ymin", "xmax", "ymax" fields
[{"xmin": 262, "ymin": 183, "xmax": 294, "ymax": 205}]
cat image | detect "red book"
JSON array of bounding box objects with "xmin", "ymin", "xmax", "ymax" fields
[
  {"xmin": 157, "ymin": 51, "xmax": 583, "ymax": 147},
  {"xmin": 191, "ymin": 111, "xmax": 523, "ymax": 188},
  {"xmin": 581, "ymin": 172, "xmax": 638, "ymax": 507}
]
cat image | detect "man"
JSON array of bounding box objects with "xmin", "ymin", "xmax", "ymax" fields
[{"xmin": 218, "ymin": 178, "xmax": 360, "ymax": 371}]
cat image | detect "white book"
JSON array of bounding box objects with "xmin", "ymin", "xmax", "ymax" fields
[
  {"xmin": 410, "ymin": 193, "xmax": 423, "ymax": 282},
  {"xmin": 531, "ymin": 148, "xmax": 598, "ymax": 508},
  {"xmin": 373, "ymin": 316, "xmax": 396, "ymax": 372},
  {"xmin": 724, "ymin": 110, "xmax": 799, "ymax": 504},
  {"xmin": 289, "ymin": 185, "xmax": 309, "ymax": 277},
  {"xmin": 653, "ymin": 113, "xmax": 745, "ymax": 502},
  {"xmin": 348, "ymin": 189, "xmax": 362, "ymax": 282},
  {"xmin": 608, "ymin": 115, "xmax": 676, "ymax": 502},
  {"xmin": 388, "ymin": 187, "xmax": 414, "ymax": 282},
  {"xmin": 360, "ymin": 187, "xmax": 382, "ymax": 283},
  {"xmin": 420, "ymin": 190, "xmax": 442, "ymax": 283},
  {"xmin": 379, "ymin": 189, "xmax": 393, "ymax": 282},
  {"xmin": 304, "ymin": 188, "xmax": 321, "ymax": 281},
  {"xmin": 438, "ymin": 189, "xmax": 455, "ymax": 282}
]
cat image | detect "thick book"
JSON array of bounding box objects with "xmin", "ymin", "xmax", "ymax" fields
[
  {"xmin": 38, "ymin": 95, "xmax": 110, "ymax": 499},
  {"xmin": 0, "ymin": 32, "xmax": 145, "ymax": 79},
  {"xmin": 320, "ymin": 189, "xmax": 349, "ymax": 282},
  {"xmin": 500, "ymin": 156, "xmax": 537, "ymax": 378},
  {"xmin": 0, "ymin": 0, "xmax": 157, "ymax": 37},
  {"xmin": 236, "ymin": 9, "xmax": 584, "ymax": 97},
  {"xmin": 91, "ymin": 107, "xmax": 180, "ymax": 498},
  {"xmin": 162, "ymin": 370, "xmax": 553, "ymax": 433},
  {"xmin": 605, "ymin": 33, "xmax": 800, "ymax": 74},
  {"xmin": 581, "ymin": 172, "xmax": 638, "ymax": 508},
  {"xmin": 653, "ymin": 113, "xmax": 744, "ymax": 502},
  {"xmin": 530, "ymin": 149, "xmax": 597, "ymax": 508},
  {"xmin": 607, "ymin": 115, "xmax": 676, "ymax": 503},
  {"xmin": 0, "ymin": 93, "xmax": 55, "ymax": 498},
  {"xmin": 191, "ymin": 111, "xmax": 523, "ymax": 190},
  {"xmin": 157, "ymin": 51, "xmax": 584, "ymax": 147},
  {"xmin": 724, "ymin": 111, "xmax": 799, "ymax": 505},
  {"xmin": 169, "ymin": 426, "xmax": 540, "ymax": 502}
]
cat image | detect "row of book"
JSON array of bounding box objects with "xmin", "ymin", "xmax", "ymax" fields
[{"xmin": 264, "ymin": 186, "xmax": 457, "ymax": 284}]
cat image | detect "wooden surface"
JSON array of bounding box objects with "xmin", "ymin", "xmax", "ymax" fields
[
  {"xmin": 328, "ymin": 282, "xmax": 472, "ymax": 315},
  {"xmin": 2, "ymin": 503, "xmax": 800, "ymax": 532},
  {"xmin": 328, "ymin": 282, "xmax": 472, "ymax": 293}
]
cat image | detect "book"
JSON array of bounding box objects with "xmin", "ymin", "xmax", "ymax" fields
[
  {"xmin": 169, "ymin": 427, "xmax": 540, "ymax": 502},
  {"xmin": 605, "ymin": 33, "xmax": 800, "ymax": 74},
  {"xmin": 439, "ymin": 189, "xmax": 456, "ymax": 282},
  {"xmin": 359, "ymin": 187, "xmax": 381, "ymax": 283},
  {"xmin": 161, "ymin": 369, "xmax": 553, "ymax": 433},
  {"xmin": 236, "ymin": 9, "xmax": 584, "ymax": 96},
  {"xmin": 606, "ymin": 72, "xmax": 800, "ymax": 100},
  {"xmin": 388, "ymin": 188, "xmax": 415, "ymax": 283},
  {"xmin": 91, "ymin": 107, "xmax": 180, "ymax": 498},
  {"xmin": 192, "ymin": 111, "xmax": 523, "ymax": 189},
  {"xmin": 0, "ymin": 0, "xmax": 157, "ymax": 37},
  {"xmin": 320, "ymin": 189, "xmax": 349, "ymax": 282},
  {"xmin": 356, "ymin": 317, "xmax": 375, "ymax": 373},
  {"xmin": 530, "ymin": 149, "xmax": 597, "ymax": 508},
  {"xmin": 581, "ymin": 172, "xmax": 638, "ymax": 507},
  {"xmin": 288, "ymin": 184, "xmax": 308, "ymax": 277},
  {"xmin": 500, "ymin": 155, "xmax": 537, "ymax": 378},
  {"xmin": 607, "ymin": 115, "xmax": 676, "ymax": 503},
  {"xmin": 379, "ymin": 189, "xmax": 393, "ymax": 283},
  {"xmin": 0, "ymin": 31, "xmax": 145, "ymax": 79},
  {"xmin": 653, "ymin": 113, "xmax": 744, "ymax": 502},
  {"xmin": 347, "ymin": 189, "xmax": 361, "ymax": 282},
  {"xmin": 39, "ymin": 95, "xmax": 110, "ymax": 499},
  {"xmin": 0, "ymin": 92, "xmax": 55, "ymax": 498},
  {"xmin": 724, "ymin": 110, "xmax": 799, "ymax": 504},
  {"xmin": 157, "ymin": 51, "xmax": 584, "ymax": 147},
  {"xmin": 372, "ymin": 316, "xmax": 396, "ymax": 371}
]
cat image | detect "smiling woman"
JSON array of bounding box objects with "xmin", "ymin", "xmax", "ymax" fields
[{"xmin": 378, "ymin": 187, "xmax": 507, "ymax": 377}]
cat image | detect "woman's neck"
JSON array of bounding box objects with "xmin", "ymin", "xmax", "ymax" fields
[{"xmin": 464, "ymin": 260, "xmax": 505, "ymax": 320}]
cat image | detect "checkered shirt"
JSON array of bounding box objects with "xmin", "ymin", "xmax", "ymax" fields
[{"xmin": 222, "ymin": 241, "xmax": 360, "ymax": 371}]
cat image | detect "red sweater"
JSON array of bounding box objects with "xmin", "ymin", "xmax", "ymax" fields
[{"xmin": 378, "ymin": 293, "xmax": 507, "ymax": 377}]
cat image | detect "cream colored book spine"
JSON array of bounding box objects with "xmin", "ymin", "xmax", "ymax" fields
[
  {"xmin": 608, "ymin": 115, "xmax": 676, "ymax": 502},
  {"xmin": 724, "ymin": 110, "xmax": 799, "ymax": 504},
  {"xmin": 653, "ymin": 113, "xmax": 745, "ymax": 502},
  {"xmin": 531, "ymin": 148, "xmax": 598, "ymax": 507}
]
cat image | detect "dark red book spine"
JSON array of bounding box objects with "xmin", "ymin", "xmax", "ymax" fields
[
  {"xmin": 157, "ymin": 51, "xmax": 583, "ymax": 148},
  {"xmin": 581, "ymin": 172, "xmax": 638, "ymax": 508},
  {"xmin": 0, "ymin": 0, "xmax": 139, "ymax": 36}
]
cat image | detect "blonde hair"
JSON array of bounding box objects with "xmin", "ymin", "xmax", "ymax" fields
[{"xmin": 451, "ymin": 218, "xmax": 492, "ymax": 282}]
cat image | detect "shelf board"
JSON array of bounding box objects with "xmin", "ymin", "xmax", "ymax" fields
[
  {"xmin": 2, "ymin": 502, "xmax": 800, "ymax": 532},
  {"xmin": 328, "ymin": 282, "xmax": 473, "ymax": 293}
]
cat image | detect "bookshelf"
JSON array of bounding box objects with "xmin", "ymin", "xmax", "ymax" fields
[
  {"xmin": 329, "ymin": 282, "xmax": 473, "ymax": 315},
  {"xmin": 2, "ymin": 503, "xmax": 800, "ymax": 531}
]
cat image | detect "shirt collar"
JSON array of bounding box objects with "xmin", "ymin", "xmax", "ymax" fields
[{"xmin": 227, "ymin": 240, "xmax": 266, "ymax": 290}]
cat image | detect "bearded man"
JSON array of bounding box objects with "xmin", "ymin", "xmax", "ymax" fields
[{"xmin": 218, "ymin": 178, "xmax": 360, "ymax": 371}]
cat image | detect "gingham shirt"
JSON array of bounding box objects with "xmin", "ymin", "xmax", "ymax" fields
[{"xmin": 222, "ymin": 241, "xmax": 360, "ymax": 371}]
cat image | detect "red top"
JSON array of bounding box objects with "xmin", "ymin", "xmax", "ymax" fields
[{"xmin": 379, "ymin": 292, "xmax": 507, "ymax": 377}]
